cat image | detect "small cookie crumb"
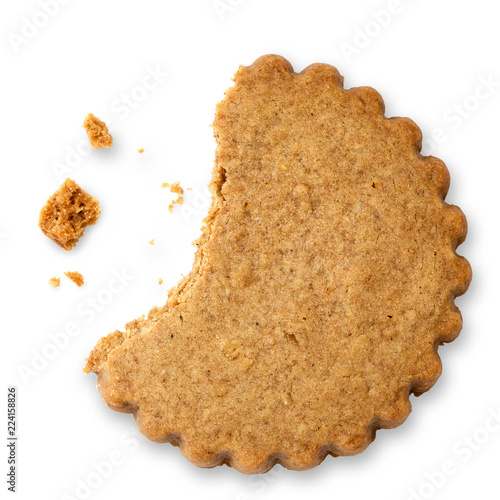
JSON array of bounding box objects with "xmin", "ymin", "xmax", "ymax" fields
[
  {"xmin": 65, "ymin": 271, "xmax": 84, "ymax": 287},
  {"xmin": 162, "ymin": 182, "xmax": 185, "ymax": 213},
  {"xmin": 149, "ymin": 239, "xmax": 155, "ymax": 245},
  {"xmin": 48, "ymin": 277, "xmax": 60, "ymax": 288},
  {"xmin": 158, "ymin": 278, "xmax": 163, "ymax": 285},
  {"xmin": 161, "ymin": 182, "xmax": 184, "ymax": 195},
  {"xmin": 138, "ymin": 148, "xmax": 145, "ymax": 154},
  {"xmin": 169, "ymin": 182, "xmax": 184, "ymax": 195},
  {"xmin": 168, "ymin": 196, "xmax": 184, "ymax": 213},
  {"xmin": 39, "ymin": 178, "xmax": 100, "ymax": 251},
  {"xmin": 83, "ymin": 113, "xmax": 113, "ymax": 149}
]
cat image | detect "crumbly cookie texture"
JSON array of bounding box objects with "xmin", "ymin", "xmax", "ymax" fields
[
  {"xmin": 39, "ymin": 178, "xmax": 100, "ymax": 251},
  {"xmin": 83, "ymin": 113, "xmax": 113, "ymax": 149},
  {"xmin": 85, "ymin": 55, "xmax": 471, "ymax": 473},
  {"xmin": 65, "ymin": 271, "xmax": 84, "ymax": 287}
]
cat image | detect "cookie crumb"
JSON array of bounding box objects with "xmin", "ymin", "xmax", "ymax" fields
[
  {"xmin": 149, "ymin": 239, "xmax": 155, "ymax": 245},
  {"xmin": 138, "ymin": 148, "xmax": 144, "ymax": 154},
  {"xmin": 168, "ymin": 196, "xmax": 184, "ymax": 213},
  {"xmin": 83, "ymin": 113, "xmax": 113, "ymax": 149},
  {"xmin": 169, "ymin": 182, "xmax": 184, "ymax": 195},
  {"xmin": 158, "ymin": 278, "xmax": 163, "ymax": 285},
  {"xmin": 39, "ymin": 178, "xmax": 100, "ymax": 251},
  {"xmin": 161, "ymin": 182, "xmax": 184, "ymax": 195},
  {"xmin": 65, "ymin": 271, "xmax": 84, "ymax": 287},
  {"xmin": 163, "ymin": 182, "xmax": 185, "ymax": 212},
  {"xmin": 48, "ymin": 277, "xmax": 60, "ymax": 288}
]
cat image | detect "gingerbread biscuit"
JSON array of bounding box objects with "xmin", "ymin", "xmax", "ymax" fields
[
  {"xmin": 39, "ymin": 178, "xmax": 100, "ymax": 251},
  {"xmin": 85, "ymin": 55, "xmax": 471, "ymax": 473}
]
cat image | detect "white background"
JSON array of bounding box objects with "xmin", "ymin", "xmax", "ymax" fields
[{"xmin": 1, "ymin": 1, "xmax": 499, "ymax": 499}]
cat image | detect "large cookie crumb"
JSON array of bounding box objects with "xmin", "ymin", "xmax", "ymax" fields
[
  {"xmin": 39, "ymin": 179, "xmax": 100, "ymax": 251},
  {"xmin": 83, "ymin": 113, "xmax": 113, "ymax": 149}
]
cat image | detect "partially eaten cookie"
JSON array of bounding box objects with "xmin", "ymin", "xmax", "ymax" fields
[
  {"xmin": 85, "ymin": 55, "xmax": 471, "ymax": 473},
  {"xmin": 39, "ymin": 178, "xmax": 100, "ymax": 251}
]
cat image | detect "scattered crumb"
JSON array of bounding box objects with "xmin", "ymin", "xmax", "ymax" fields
[
  {"xmin": 149, "ymin": 239, "xmax": 155, "ymax": 245},
  {"xmin": 138, "ymin": 148, "xmax": 145, "ymax": 154},
  {"xmin": 65, "ymin": 271, "xmax": 84, "ymax": 287},
  {"xmin": 83, "ymin": 113, "xmax": 113, "ymax": 149},
  {"xmin": 169, "ymin": 182, "xmax": 184, "ymax": 195},
  {"xmin": 161, "ymin": 182, "xmax": 184, "ymax": 195},
  {"xmin": 187, "ymin": 187, "xmax": 192, "ymax": 191},
  {"xmin": 39, "ymin": 178, "xmax": 100, "ymax": 251},
  {"xmin": 162, "ymin": 182, "xmax": 185, "ymax": 212},
  {"xmin": 168, "ymin": 196, "xmax": 184, "ymax": 213},
  {"xmin": 158, "ymin": 278, "xmax": 163, "ymax": 285},
  {"xmin": 48, "ymin": 277, "xmax": 60, "ymax": 288}
]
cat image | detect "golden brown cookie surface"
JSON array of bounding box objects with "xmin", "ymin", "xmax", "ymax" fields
[{"xmin": 85, "ymin": 55, "xmax": 471, "ymax": 473}]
